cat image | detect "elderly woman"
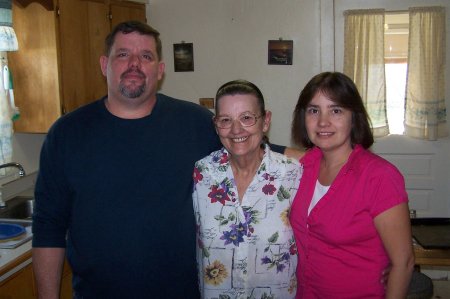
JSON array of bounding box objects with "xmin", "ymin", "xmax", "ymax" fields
[
  {"xmin": 193, "ymin": 80, "xmax": 301, "ymax": 299},
  {"xmin": 290, "ymin": 72, "xmax": 414, "ymax": 299}
]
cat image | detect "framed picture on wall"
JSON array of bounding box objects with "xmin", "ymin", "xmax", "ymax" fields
[
  {"xmin": 173, "ymin": 43, "xmax": 194, "ymax": 72},
  {"xmin": 268, "ymin": 40, "xmax": 293, "ymax": 65}
]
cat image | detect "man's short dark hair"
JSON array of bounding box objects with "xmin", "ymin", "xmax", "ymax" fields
[{"xmin": 105, "ymin": 20, "xmax": 162, "ymax": 59}]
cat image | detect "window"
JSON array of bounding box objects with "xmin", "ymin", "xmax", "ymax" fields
[
  {"xmin": 384, "ymin": 13, "xmax": 408, "ymax": 134},
  {"xmin": 344, "ymin": 7, "xmax": 447, "ymax": 140}
]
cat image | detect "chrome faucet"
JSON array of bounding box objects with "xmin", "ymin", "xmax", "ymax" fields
[
  {"xmin": 0, "ymin": 162, "xmax": 26, "ymax": 208},
  {"xmin": 0, "ymin": 162, "xmax": 26, "ymax": 177}
]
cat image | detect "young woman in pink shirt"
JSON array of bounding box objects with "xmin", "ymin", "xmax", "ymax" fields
[{"xmin": 290, "ymin": 72, "xmax": 414, "ymax": 298}]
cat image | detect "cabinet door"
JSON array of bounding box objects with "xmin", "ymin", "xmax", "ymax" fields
[
  {"xmin": 110, "ymin": 1, "xmax": 146, "ymax": 28},
  {"xmin": 57, "ymin": 0, "xmax": 109, "ymax": 114},
  {"xmin": 0, "ymin": 262, "xmax": 36, "ymax": 299},
  {"xmin": 9, "ymin": 1, "xmax": 61, "ymax": 133},
  {"xmin": 60, "ymin": 259, "xmax": 73, "ymax": 299}
]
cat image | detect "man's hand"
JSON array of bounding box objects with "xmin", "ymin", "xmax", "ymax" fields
[{"xmin": 381, "ymin": 264, "xmax": 392, "ymax": 289}]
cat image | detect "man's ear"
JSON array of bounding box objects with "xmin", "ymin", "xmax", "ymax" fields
[
  {"xmin": 100, "ymin": 56, "xmax": 108, "ymax": 77},
  {"xmin": 157, "ymin": 61, "xmax": 165, "ymax": 80}
]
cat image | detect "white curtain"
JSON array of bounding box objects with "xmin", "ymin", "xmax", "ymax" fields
[
  {"xmin": 344, "ymin": 9, "xmax": 388, "ymax": 137},
  {"xmin": 405, "ymin": 6, "xmax": 447, "ymax": 140}
]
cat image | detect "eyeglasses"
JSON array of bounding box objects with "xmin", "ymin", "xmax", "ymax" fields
[{"xmin": 213, "ymin": 113, "xmax": 263, "ymax": 129}]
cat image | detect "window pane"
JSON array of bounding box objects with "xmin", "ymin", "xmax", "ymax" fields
[
  {"xmin": 384, "ymin": 12, "xmax": 408, "ymax": 135},
  {"xmin": 385, "ymin": 63, "xmax": 407, "ymax": 134}
]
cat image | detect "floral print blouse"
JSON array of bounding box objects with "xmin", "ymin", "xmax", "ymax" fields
[{"xmin": 193, "ymin": 145, "xmax": 301, "ymax": 299}]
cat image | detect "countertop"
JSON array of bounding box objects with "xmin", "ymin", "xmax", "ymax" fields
[
  {"xmin": 0, "ymin": 240, "xmax": 32, "ymax": 279},
  {"xmin": 411, "ymin": 218, "xmax": 450, "ymax": 249},
  {"xmin": 0, "ymin": 174, "xmax": 36, "ymax": 281}
]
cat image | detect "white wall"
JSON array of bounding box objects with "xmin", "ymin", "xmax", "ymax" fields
[
  {"xmin": 0, "ymin": 133, "xmax": 44, "ymax": 192},
  {"xmin": 11, "ymin": 133, "xmax": 45, "ymax": 174},
  {"xmin": 148, "ymin": 0, "xmax": 322, "ymax": 146},
  {"xmin": 148, "ymin": 0, "xmax": 450, "ymax": 217}
]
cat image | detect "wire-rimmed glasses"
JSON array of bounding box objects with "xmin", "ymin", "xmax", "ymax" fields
[{"xmin": 213, "ymin": 112, "xmax": 263, "ymax": 129}]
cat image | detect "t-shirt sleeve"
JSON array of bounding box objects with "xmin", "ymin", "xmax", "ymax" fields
[
  {"xmin": 32, "ymin": 123, "xmax": 72, "ymax": 248},
  {"xmin": 269, "ymin": 143, "xmax": 286, "ymax": 154},
  {"xmin": 368, "ymin": 164, "xmax": 408, "ymax": 217}
]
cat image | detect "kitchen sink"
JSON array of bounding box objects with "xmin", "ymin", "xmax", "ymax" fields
[
  {"xmin": 0, "ymin": 218, "xmax": 32, "ymax": 249},
  {"xmin": 0, "ymin": 197, "xmax": 33, "ymax": 248},
  {"xmin": 0, "ymin": 196, "xmax": 34, "ymax": 220}
]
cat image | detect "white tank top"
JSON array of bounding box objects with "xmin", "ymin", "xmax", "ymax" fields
[{"xmin": 308, "ymin": 180, "xmax": 330, "ymax": 215}]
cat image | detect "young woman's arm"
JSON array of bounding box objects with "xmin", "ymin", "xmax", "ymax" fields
[{"xmin": 375, "ymin": 203, "xmax": 415, "ymax": 299}]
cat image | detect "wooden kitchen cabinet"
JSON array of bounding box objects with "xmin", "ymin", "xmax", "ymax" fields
[
  {"xmin": 60, "ymin": 259, "xmax": 73, "ymax": 299},
  {"xmin": 0, "ymin": 254, "xmax": 72, "ymax": 299},
  {"xmin": 0, "ymin": 262, "xmax": 35, "ymax": 299},
  {"xmin": 8, "ymin": 0, "xmax": 146, "ymax": 133},
  {"xmin": 110, "ymin": 0, "xmax": 146, "ymax": 28}
]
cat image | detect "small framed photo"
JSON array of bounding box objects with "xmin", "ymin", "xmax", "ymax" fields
[
  {"xmin": 173, "ymin": 43, "xmax": 194, "ymax": 72},
  {"xmin": 199, "ymin": 98, "xmax": 214, "ymax": 109},
  {"xmin": 268, "ymin": 40, "xmax": 293, "ymax": 65}
]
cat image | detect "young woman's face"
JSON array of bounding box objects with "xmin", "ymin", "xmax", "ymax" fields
[
  {"xmin": 305, "ymin": 92, "xmax": 353, "ymax": 154},
  {"xmin": 215, "ymin": 94, "xmax": 271, "ymax": 160}
]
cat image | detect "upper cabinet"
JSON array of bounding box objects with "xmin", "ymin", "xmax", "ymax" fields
[{"xmin": 8, "ymin": 0, "xmax": 146, "ymax": 133}]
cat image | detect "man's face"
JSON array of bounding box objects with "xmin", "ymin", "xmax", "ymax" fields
[{"xmin": 100, "ymin": 32, "xmax": 165, "ymax": 103}]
